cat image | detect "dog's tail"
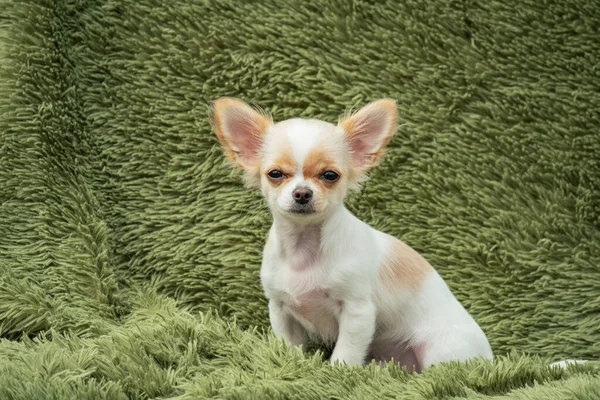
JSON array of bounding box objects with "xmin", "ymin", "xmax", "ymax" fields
[{"xmin": 549, "ymin": 359, "xmax": 588, "ymax": 369}]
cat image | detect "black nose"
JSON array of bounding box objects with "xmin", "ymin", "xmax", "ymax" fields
[{"xmin": 292, "ymin": 187, "xmax": 313, "ymax": 205}]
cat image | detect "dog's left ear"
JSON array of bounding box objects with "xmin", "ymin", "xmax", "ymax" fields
[{"xmin": 339, "ymin": 99, "xmax": 397, "ymax": 172}]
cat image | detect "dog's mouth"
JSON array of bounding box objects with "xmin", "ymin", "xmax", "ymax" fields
[
  {"xmin": 284, "ymin": 204, "xmax": 318, "ymax": 216},
  {"xmin": 278, "ymin": 201, "xmax": 324, "ymax": 217},
  {"xmin": 288, "ymin": 208, "xmax": 315, "ymax": 215}
]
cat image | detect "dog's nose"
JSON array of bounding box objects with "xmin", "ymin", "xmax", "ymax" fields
[{"xmin": 292, "ymin": 187, "xmax": 313, "ymax": 205}]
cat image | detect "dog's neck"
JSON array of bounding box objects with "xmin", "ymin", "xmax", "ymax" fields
[{"xmin": 271, "ymin": 205, "xmax": 346, "ymax": 269}]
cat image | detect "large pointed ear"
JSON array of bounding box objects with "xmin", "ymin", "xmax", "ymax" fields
[
  {"xmin": 213, "ymin": 97, "xmax": 273, "ymax": 172},
  {"xmin": 339, "ymin": 99, "xmax": 397, "ymax": 172}
]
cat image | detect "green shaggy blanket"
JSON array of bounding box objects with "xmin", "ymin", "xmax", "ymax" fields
[{"xmin": 1, "ymin": 0, "xmax": 599, "ymax": 398}]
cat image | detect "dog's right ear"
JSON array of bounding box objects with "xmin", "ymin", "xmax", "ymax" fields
[
  {"xmin": 213, "ymin": 98, "xmax": 272, "ymax": 174},
  {"xmin": 339, "ymin": 99, "xmax": 397, "ymax": 173}
]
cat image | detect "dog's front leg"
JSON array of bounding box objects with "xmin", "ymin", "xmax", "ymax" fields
[
  {"xmin": 268, "ymin": 300, "xmax": 308, "ymax": 349},
  {"xmin": 330, "ymin": 298, "xmax": 376, "ymax": 366}
]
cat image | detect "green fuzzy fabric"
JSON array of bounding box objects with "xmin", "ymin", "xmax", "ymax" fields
[{"xmin": 1, "ymin": 0, "xmax": 599, "ymax": 398}]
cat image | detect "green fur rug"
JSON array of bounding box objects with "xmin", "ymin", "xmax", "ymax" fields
[{"xmin": 1, "ymin": 0, "xmax": 599, "ymax": 398}]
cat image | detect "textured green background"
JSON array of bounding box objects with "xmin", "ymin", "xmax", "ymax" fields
[{"xmin": 0, "ymin": 0, "xmax": 599, "ymax": 398}]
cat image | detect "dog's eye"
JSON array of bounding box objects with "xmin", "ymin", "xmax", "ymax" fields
[
  {"xmin": 320, "ymin": 171, "xmax": 339, "ymax": 182},
  {"xmin": 267, "ymin": 170, "xmax": 284, "ymax": 179}
]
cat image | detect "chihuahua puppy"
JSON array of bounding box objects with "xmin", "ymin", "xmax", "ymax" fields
[{"xmin": 213, "ymin": 98, "xmax": 493, "ymax": 371}]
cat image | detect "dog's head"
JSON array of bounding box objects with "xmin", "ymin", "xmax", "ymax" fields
[{"xmin": 213, "ymin": 98, "xmax": 397, "ymax": 222}]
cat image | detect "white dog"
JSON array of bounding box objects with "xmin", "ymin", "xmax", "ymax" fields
[{"xmin": 213, "ymin": 97, "xmax": 494, "ymax": 371}]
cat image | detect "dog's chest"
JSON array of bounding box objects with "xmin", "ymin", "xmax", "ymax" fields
[
  {"xmin": 285, "ymin": 288, "xmax": 340, "ymax": 324},
  {"xmin": 263, "ymin": 261, "xmax": 341, "ymax": 339}
]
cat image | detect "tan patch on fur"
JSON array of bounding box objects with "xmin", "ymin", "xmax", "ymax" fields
[
  {"xmin": 302, "ymin": 146, "xmax": 343, "ymax": 196},
  {"xmin": 263, "ymin": 140, "xmax": 296, "ymax": 187},
  {"xmin": 379, "ymin": 239, "xmax": 433, "ymax": 290},
  {"xmin": 271, "ymin": 152, "xmax": 296, "ymax": 176},
  {"xmin": 303, "ymin": 147, "xmax": 338, "ymax": 178}
]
